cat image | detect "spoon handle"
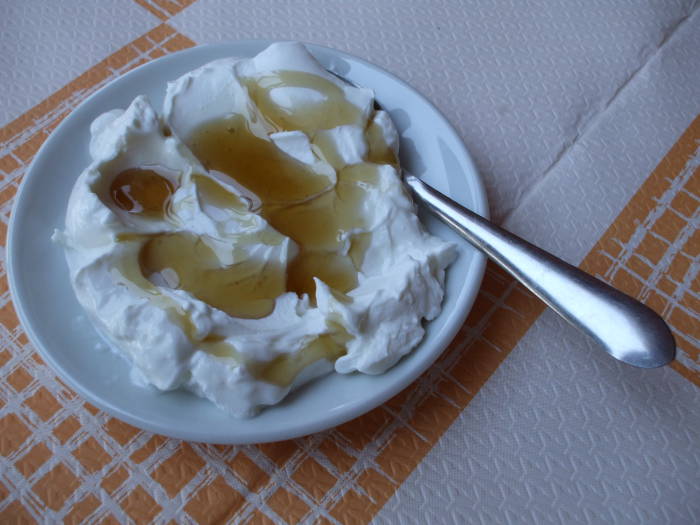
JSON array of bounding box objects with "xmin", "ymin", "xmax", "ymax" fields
[{"xmin": 404, "ymin": 174, "xmax": 675, "ymax": 368}]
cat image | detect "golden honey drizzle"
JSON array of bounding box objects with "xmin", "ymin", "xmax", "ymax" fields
[
  {"xmin": 190, "ymin": 114, "xmax": 330, "ymax": 204},
  {"xmin": 366, "ymin": 119, "xmax": 398, "ymax": 166},
  {"xmin": 192, "ymin": 174, "xmax": 247, "ymax": 212},
  {"xmin": 247, "ymin": 333, "xmax": 348, "ymax": 386},
  {"xmin": 187, "ymin": 113, "xmax": 379, "ymax": 299},
  {"xmin": 139, "ymin": 232, "xmax": 286, "ymax": 320},
  {"xmin": 110, "ymin": 168, "xmax": 174, "ymax": 218},
  {"xmin": 109, "ymin": 70, "xmax": 400, "ymax": 386},
  {"xmin": 244, "ymin": 70, "xmax": 363, "ymax": 134}
]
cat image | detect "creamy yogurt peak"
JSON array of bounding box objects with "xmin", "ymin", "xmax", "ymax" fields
[{"xmin": 57, "ymin": 42, "xmax": 456, "ymax": 417}]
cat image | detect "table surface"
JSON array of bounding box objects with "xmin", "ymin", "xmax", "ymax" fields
[{"xmin": 1, "ymin": 1, "xmax": 699, "ymax": 524}]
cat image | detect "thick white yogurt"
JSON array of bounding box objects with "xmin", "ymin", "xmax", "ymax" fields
[{"xmin": 56, "ymin": 42, "xmax": 456, "ymax": 417}]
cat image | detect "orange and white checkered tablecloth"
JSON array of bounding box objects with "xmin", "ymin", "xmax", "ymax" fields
[{"xmin": 1, "ymin": 1, "xmax": 699, "ymax": 523}]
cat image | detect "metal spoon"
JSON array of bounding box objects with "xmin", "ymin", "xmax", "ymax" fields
[{"xmin": 405, "ymin": 174, "xmax": 675, "ymax": 368}]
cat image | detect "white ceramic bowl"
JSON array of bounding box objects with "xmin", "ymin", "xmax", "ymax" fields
[{"xmin": 8, "ymin": 41, "xmax": 488, "ymax": 444}]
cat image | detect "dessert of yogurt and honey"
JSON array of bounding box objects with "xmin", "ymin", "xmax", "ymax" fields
[{"xmin": 55, "ymin": 42, "xmax": 455, "ymax": 417}]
